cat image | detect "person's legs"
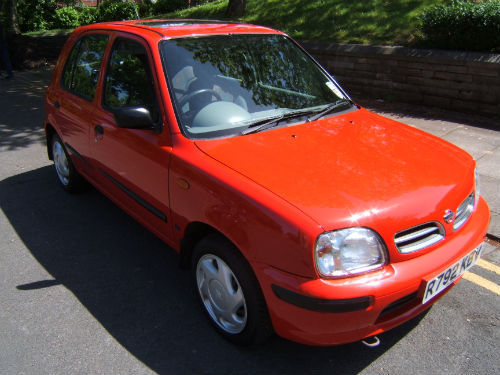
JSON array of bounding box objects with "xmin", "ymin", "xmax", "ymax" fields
[{"xmin": 1, "ymin": 41, "xmax": 13, "ymax": 78}]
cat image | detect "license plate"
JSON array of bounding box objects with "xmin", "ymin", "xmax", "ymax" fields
[{"xmin": 422, "ymin": 244, "xmax": 483, "ymax": 304}]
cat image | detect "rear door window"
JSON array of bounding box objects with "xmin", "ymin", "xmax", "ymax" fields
[{"xmin": 62, "ymin": 34, "xmax": 109, "ymax": 101}]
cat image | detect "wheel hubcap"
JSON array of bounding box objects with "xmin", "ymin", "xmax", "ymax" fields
[
  {"xmin": 196, "ymin": 254, "xmax": 247, "ymax": 334},
  {"xmin": 53, "ymin": 140, "xmax": 70, "ymax": 186}
]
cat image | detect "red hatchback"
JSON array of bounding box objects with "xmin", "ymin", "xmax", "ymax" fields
[{"xmin": 44, "ymin": 20, "xmax": 490, "ymax": 346}]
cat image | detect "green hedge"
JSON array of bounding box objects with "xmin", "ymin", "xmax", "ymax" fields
[
  {"xmin": 98, "ymin": 0, "xmax": 138, "ymax": 22},
  {"xmin": 18, "ymin": 1, "xmax": 141, "ymax": 32},
  {"xmin": 153, "ymin": 0, "xmax": 188, "ymax": 14},
  {"xmin": 18, "ymin": 0, "xmax": 56, "ymax": 32},
  {"xmin": 77, "ymin": 6, "xmax": 99, "ymax": 26},
  {"xmin": 138, "ymin": 0, "xmax": 154, "ymax": 18},
  {"xmin": 53, "ymin": 7, "xmax": 80, "ymax": 29},
  {"xmin": 418, "ymin": 0, "xmax": 500, "ymax": 52}
]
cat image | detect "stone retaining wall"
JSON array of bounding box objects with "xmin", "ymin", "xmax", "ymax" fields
[{"xmin": 303, "ymin": 42, "xmax": 500, "ymax": 118}]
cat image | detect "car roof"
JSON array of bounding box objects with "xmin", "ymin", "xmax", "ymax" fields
[{"xmin": 78, "ymin": 19, "xmax": 282, "ymax": 39}]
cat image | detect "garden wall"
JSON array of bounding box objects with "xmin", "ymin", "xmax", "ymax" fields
[{"xmin": 303, "ymin": 42, "xmax": 500, "ymax": 118}]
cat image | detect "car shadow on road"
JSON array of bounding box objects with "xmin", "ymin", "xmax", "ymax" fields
[{"xmin": 0, "ymin": 165, "xmax": 429, "ymax": 374}]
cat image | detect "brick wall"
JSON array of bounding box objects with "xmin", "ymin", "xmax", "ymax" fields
[{"xmin": 302, "ymin": 42, "xmax": 500, "ymax": 118}]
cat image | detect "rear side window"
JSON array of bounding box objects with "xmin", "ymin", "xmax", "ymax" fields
[
  {"xmin": 103, "ymin": 38, "xmax": 159, "ymax": 122},
  {"xmin": 62, "ymin": 34, "xmax": 109, "ymax": 100}
]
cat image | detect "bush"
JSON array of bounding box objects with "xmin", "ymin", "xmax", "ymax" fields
[
  {"xmin": 17, "ymin": 0, "xmax": 57, "ymax": 32},
  {"xmin": 418, "ymin": 0, "xmax": 500, "ymax": 52},
  {"xmin": 53, "ymin": 7, "xmax": 80, "ymax": 29},
  {"xmin": 138, "ymin": 0, "xmax": 154, "ymax": 18},
  {"xmin": 153, "ymin": 0, "xmax": 188, "ymax": 14},
  {"xmin": 78, "ymin": 6, "xmax": 99, "ymax": 26},
  {"xmin": 98, "ymin": 0, "xmax": 139, "ymax": 22}
]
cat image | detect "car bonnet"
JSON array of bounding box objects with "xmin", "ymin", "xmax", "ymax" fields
[{"xmin": 194, "ymin": 108, "xmax": 475, "ymax": 237}]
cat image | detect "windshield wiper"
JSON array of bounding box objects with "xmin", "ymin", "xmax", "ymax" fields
[
  {"xmin": 241, "ymin": 100, "xmax": 354, "ymax": 136},
  {"xmin": 307, "ymin": 99, "xmax": 353, "ymax": 122},
  {"xmin": 241, "ymin": 109, "xmax": 314, "ymax": 135}
]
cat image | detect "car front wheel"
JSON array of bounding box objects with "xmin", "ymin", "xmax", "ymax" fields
[{"xmin": 192, "ymin": 234, "xmax": 273, "ymax": 345}]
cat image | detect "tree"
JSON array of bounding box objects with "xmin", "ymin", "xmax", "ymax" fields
[
  {"xmin": 226, "ymin": 0, "xmax": 246, "ymax": 17},
  {"xmin": 2, "ymin": 0, "xmax": 21, "ymax": 34},
  {"xmin": 9, "ymin": 0, "xmax": 20, "ymax": 34}
]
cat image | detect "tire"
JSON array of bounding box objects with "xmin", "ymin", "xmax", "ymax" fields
[
  {"xmin": 192, "ymin": 234, "xmax": 273, "ymax": 345},
  {"xmin": 51, "ymin": 134, "xmax": 86, "ymax": 193}
]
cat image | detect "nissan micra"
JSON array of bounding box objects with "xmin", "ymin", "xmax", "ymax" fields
[{"xmin": 44, "ymin": 19, "xmax": 490, "ymax": 346}]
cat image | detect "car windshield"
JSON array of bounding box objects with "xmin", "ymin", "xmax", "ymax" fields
[{"xmin": 160, "ymin": 34, "xmax": 352, "ymax": 139}]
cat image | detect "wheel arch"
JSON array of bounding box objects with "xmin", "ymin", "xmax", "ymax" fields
[
  {"xmin": 179, "ymin": 221, "xmax": 244, "ymax": 270},
  {"xmin": 45, "ymin": 123, "xmax": 56, "ymax": 160}
]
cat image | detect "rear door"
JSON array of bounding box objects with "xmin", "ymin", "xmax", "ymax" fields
[
  {"xmin": 90, "ymin": 34, "xmax": 174, "ymax": 242},
  {"xmin": 50, "ymin": 32, "xmax": 110, "ymax": 175}
]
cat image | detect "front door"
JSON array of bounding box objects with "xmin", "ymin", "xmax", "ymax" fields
[{"xmin": 90, "ymin": 34, "xmax": 173, "ymax": 242}]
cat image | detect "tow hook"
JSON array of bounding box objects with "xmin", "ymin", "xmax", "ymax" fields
[{"xmin": 361, "ymin": 335, "xmax": 380, "ymax": 348}]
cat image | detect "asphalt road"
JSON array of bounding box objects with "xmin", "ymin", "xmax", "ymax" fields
[{"xmin": 1, "ymin": 70, "xmax": 499, "ymax": 375}]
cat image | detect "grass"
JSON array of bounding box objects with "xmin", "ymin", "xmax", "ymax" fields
[
  {"xmin": 158, "ymin": 0, "xmax": 449, "ymax": 45},
  {"xmin": 23, "ymin": 29, "xmax": 73, "ymax": 37}
]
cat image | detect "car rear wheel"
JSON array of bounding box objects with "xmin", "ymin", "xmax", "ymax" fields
[
  {"xmin": 51, "ymin": 134, "xmax": 86, "ymax": 192},
  {"xmin": 192, "ymin": 234, "xmax": 273, "ymax": 345}
]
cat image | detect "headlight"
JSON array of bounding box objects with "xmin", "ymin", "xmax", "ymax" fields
[{"xmin": 314, "ymin": 227, "xmax": 387, "ymax": 278}]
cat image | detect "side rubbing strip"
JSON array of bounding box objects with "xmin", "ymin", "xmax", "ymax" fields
[
  {"xmin": 99, "ymin": 169, "xmax": 167, "ymax": 222},
  {"xmin": 65, "ymin": 143, "xmax": 93, "ymax": 168},
  {"xmin": 271, "ymin": 284, "xmax": 370, "ymax": 313}
]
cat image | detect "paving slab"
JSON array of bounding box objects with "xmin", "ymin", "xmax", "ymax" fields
[
  {"xmin": 476, "ymin": 147, "xmax": 500, "ymax": 180},
  {"xmin": 489, "ymin": 212, "xmax": 500, "ymax": 240},
  {"xmin": 442, "ymin": 128, "xmax": 500, "ymax": 161},
  {"xmin": 480, "ymin": 175, "xmax": 500, "ymax": 213}
]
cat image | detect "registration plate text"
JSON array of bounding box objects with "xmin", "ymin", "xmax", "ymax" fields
[{"xmin": 422, "ymin": 244, "xmax": 483, "ymax": 304}]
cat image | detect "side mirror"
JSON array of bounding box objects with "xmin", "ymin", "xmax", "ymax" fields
[{"xmin": 113, "ymin": 106, "xmax": 155, "ymax": 129}]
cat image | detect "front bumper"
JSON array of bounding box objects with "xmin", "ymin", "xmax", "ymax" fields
[{"xmin": 252, "ymin": 197, "xmax": 490, "ymax": 346}]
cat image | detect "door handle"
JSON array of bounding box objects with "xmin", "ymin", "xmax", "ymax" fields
[
  {"xmin": 54, "ymin": 101, "xmax": 60, "ymax": 109},
  {"xmin": 94, "ymin": 125, "xmax": 104, "ymax": 135},
  {"xmin": 94, "ymin": 125, "xmax": 104, "ymax": 142}
]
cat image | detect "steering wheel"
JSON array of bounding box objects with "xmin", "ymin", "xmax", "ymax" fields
[{"xmin": 178, "ymin": 88, "xmax": 222, "ymax": 107}]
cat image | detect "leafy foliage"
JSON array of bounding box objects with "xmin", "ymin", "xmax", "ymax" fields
[
  {"xmin": 17, "ymin": 0, "xmax": 57, "ymax": 32},
  {"xmin": 53, "ymin": 7, "xmax": 80, "ymax": 29},
  {"xmin": 18, "ymin": 0, "xmax": 139, "ymax": 32},
  {"xmin": 138, "ymin": 0, "xmax": 154, "ymax": 18},
  {"xmin": 77, "ymin": 6, "xmax": 98, "ymax": 26},
  {"xmin": 98, "ymin": 0, "xmax": 138, "ymax": 22},
  {"xmin": 418, "ymin": 0, "xmax": 500, "ymax": 52},
  {"xmin": 153, "ymin": 0, "xmax": 188, "ymax": 14}
]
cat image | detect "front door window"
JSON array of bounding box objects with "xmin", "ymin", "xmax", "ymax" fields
[{"xmin": 103, "ymin": 37, "xmax": 160, "ymax": 123}]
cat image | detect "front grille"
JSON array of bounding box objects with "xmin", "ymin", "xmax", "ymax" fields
[
  {"xmin": 453, "ymin": 192, "xmax": 475, "ymax": 231},
  {"xmin": 394, "ymin": 222, "xmax": 445, "ymax": 254}
]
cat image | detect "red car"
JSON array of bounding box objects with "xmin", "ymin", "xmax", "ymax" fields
[{"xmin": 44, "ymin": 20, "xmax": 490, "ymax": 346}]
